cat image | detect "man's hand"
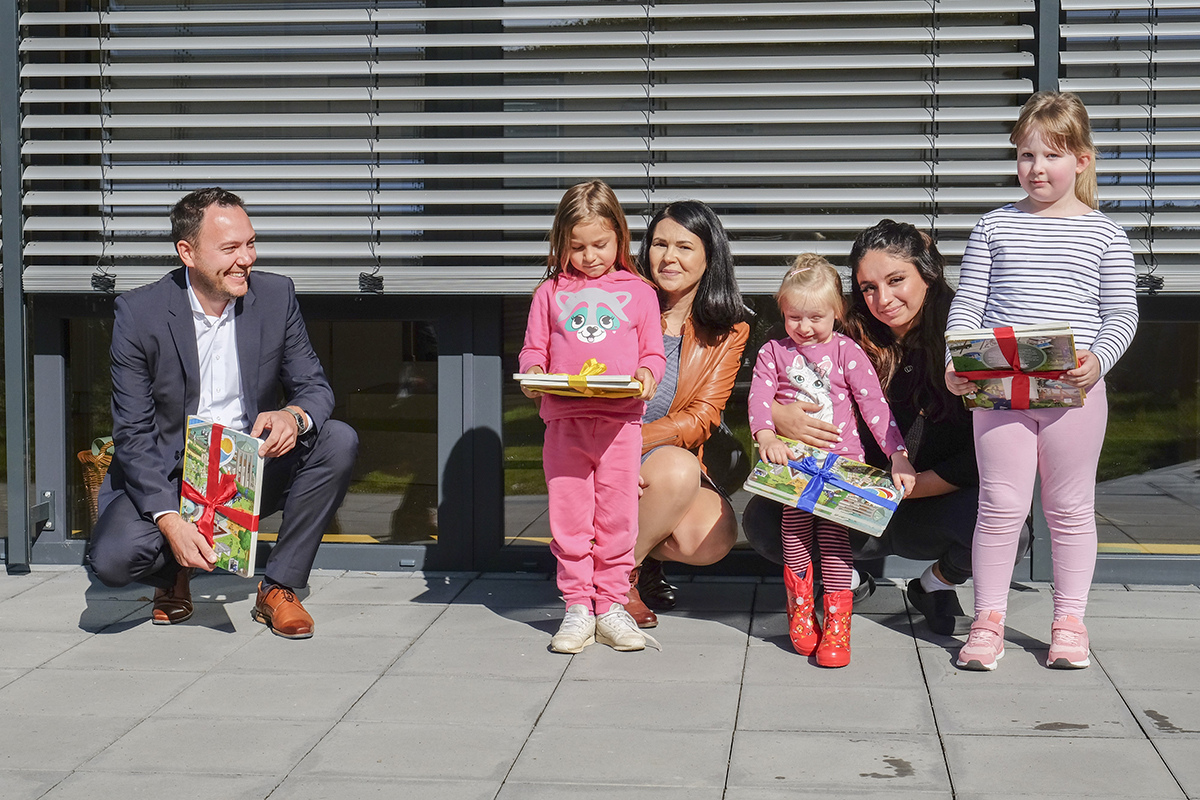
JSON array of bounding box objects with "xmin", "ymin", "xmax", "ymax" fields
[
  {"xmin": 520, "ymin": 365, "xmax": 545, "ymax": 399},
  {"xmin": 1063, "ymin": 349, "xmax": 1101, "ymax": 389},
  {"xmin": 157, "ymin": 512, "xmax": 217, "ymax": 572},
  {"xmin": 945, "ymin": 365, "xmax": 975, "ymax": 397},
  {"xmin": 771, "ymin": 399, "xmax": 841, "ymax": 449},
  {"xmin": 251, "ymin": 408, "xmax": 301, "ymax": 458},
  {"xmin": 634, "ymin": 366, "xmax": 658, "ymax": 402}
]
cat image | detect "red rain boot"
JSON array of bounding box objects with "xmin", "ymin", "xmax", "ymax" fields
[
  {"xmin": 816, "ymin": 590, "xmax": 853, "ymax": 668},
  {"xmin": 783, "ymin": 565, "xmax": 820, "ymax": 656}
]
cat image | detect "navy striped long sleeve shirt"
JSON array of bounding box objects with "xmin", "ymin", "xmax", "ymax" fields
[{"xmin": 946, "ymin": 204, "xmax": 1139, "ymax": 377}]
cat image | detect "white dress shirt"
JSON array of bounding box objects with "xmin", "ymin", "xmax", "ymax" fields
[{"xmin": 187, "ymin": 272, "xmax": 250, "ymax": 433}]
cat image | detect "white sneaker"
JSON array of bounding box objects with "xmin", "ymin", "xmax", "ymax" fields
[
  {"xmin": 596, "ymin": 603, "xmax": 659, "ymax": 651},
  {"xmin": 550, "ymin": 604, "xmax": 595, "ymax": 653}
]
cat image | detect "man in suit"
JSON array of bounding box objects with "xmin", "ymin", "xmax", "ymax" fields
[{"xmin": 87, "ymin": 187, "xmax": 358, "ymax": 639}]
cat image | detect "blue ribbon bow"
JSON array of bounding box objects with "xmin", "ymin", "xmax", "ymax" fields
[{"xmin": 787, "ymin": 453, "xmax": 898, "ymax": 512}]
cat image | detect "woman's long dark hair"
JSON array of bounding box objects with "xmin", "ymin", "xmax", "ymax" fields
[
  {"xmin": 637, "ymin": 200, "xmax": 747, "ymax": 340},
  {"xmin": 844, "ymin": 219, "xmax": 959, "ymax": 422}
]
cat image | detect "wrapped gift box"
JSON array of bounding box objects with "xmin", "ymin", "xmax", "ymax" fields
[{"xmin": 742, "ymin": 436, "xmax": 903, "ymax": 538}]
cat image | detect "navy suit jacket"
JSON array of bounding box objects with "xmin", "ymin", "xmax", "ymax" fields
[{"xmin": 100, "ymin": 268, "xmax": 335, "ymax": 520}]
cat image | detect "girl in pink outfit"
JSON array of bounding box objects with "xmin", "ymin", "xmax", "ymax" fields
[
  {"xmin": 519, "ymin": 181, "xmax": 665, "ymax": 654},
  {"xmin": 946, "ymin": 92, "xmax": 1138, "ymax": 672},
  {"xmin": 749, "ymin": 254, "xmax": 915, "ymax": 667}
]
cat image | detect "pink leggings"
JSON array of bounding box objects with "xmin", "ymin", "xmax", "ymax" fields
[
  {"xmin": 543, "ymin": 417, "xmax": 641, "ymax": 613},
  {"xmin": 971, "ymin": 380, "xmax": 1108, "ymax": 620}
]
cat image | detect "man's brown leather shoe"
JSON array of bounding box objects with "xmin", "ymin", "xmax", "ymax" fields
[
  {"xmin": 152, "ymin": 568, "xmax": 193, "ymax": 625},
  {"xmin": 625, "ymin": 566, "xmax": 658, "ymax": 629},
  {"xmin": 252, "ymin": 582, "xmax": 314, "ymax": 639}
]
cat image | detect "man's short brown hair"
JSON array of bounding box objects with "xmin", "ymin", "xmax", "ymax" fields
[{"xmin": 170, "ymin": 187, "xmax": 245, "ymax": 246}]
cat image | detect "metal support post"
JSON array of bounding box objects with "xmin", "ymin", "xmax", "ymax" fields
[
  {"xmin": 1037, "ymin": 0, "xmax": 1061, "ymax": 92},
  {"xmin": 2, "ymin": 0, "xmax": 33, "ymax": 573}
]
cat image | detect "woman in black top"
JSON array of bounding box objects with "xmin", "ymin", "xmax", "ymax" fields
[{"xmin": 742, "ymin": 219, "xmax": 1028, "ymax": 636}]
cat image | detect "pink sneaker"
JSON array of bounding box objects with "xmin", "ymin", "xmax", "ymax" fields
[
  {"xmin": 1047, "ymin": 615, "xmax": 1090, "ymax": 669},
  {"xmin": 956, "ymin": 611, "xmax": 1005, "ymax": 671}
]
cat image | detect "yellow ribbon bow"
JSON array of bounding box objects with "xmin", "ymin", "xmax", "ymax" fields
[{"xmin": 562, "ymin": 358, "xmax": 607, "ymax": 395}]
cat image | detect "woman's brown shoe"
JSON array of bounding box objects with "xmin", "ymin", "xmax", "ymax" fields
[
  {"xmin": 637, "ymin": 557, "xmax": 678, "ymax": 611},
  {"xmin": 152, "ymin": 568, "xmax": 193, "ymax": 625},
  {"xmin": 625, "ymin": 567, "xmax": 658, "ymax": 628},
  {"xmin": 252, "ymin": 582, "xmax": 315, "ymax": 639}
]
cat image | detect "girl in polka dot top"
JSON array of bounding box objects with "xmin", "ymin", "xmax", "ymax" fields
[{"xmin": 749, "ymin": 254, "xmax": 916, "ymax": 667}]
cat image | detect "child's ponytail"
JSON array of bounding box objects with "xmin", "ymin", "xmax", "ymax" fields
[{"xmin": 1011, "ymin": 91, "xmax": 1099, "ymax": 210}]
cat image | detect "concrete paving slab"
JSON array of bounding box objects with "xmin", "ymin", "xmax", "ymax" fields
[
  {"xmin": 213, "ymin": 630, "xmax": 416, "ymax": 674},
  {"xmin": 540, "ymin": 679, "xmax": 739, "ymax": 731},
  {"xmin": 155, "ymin": 670, "xmax": 377, "ymax": 720},
  {"xmin": 930, "ymin": 683, "xmax": 1142, "ymax": 737},
  {"xmin": 1120, "ymin": 689, "xmax": 1200, "ymax": 738},
  {"xmin": 497, "ymin": 784, "xmax": 723, "ymax": 800},
  {"xmin": 727, "ymin": 730, "xmax": 950, "ymax": 794},
  {"xmin": 388, "ymin": 633, "xmax": 571, "ymax": 681},
  {"xmin": 39, "ymin": 771, "xmax": 283, "ymax": 800},
  {"xmin": 0, "ymin": 769, "xmax": 71, "ymax": 800},
  {"xmin": 1093, "ymin": 649, "xmax": 1198, "ymax": 690},
  {"xmin": 0, "ymin": 630, "xmax": 94, "ymax": 669},
  {"xmin": 0, "ymin": 594, "xmax": 146, "ymax": 634},
  {"xmin": 917, "ymin": 644, "xmax": 1113, "ymax": 687},
  {"xmin": 142, "ymin": 596, "xmax": 269, "ymax": 634},
  {"xmin": 453, "ymin": 578, "xmax": 563, "ymax": 608},
  {"xmin": 306, "ymin": 574, "xmax": 469, "ymax": 605},
  {"xmin": 1126, "ymin": 584, "xmax": 1200, "ymax": 592},
  {"xmin": 293, "ymin": 721, "xmax": 528, "ymax": 780},
  {"xmin": 667, "ymin": 581, "xmax": 757, "ymax": 613},
  {"xmin": 648, "ymin": 611, "xmax": 752, "ymax": 643},
  {"xmin": 0, "ymin": 571, "xmax": 58, "ymax": 602},
  {"xmin": 27, "ymin": 569, "xmax": 154, "ymax": 602},
  {"xmin": 297, "ymin": 602, "xmax": 445, "ymax": 638},
  {"xmin": 345, "ymin": 674, "xmax": 557, "ymax": 727},
  {"xmin": 272, "ymin": 776, "xmax": 501, "ymax": 800},
  {"xmin": 1154, "ymin": 738, "xmax": 1200, "ymax": 799},
  {"xmin": 943, "ymin": 735, "xmax": 1185, "ymax": 799},
  {"xmin": 0, "ymin": 667, "xmax": 200, "ymax": 718},
  {"xmin": 508, "ymin": 726, "xmax": 732, "ymax": 788},
  {"xmin": 0, "ymin": 667, "xmax": 27, "ymax": 690},
  {"xmin": 724, "ymin": 790, "xmax": 952, "ymax": 800},
  {"xmin": 563, "ymin": 641, "xmax": 745, "ymax": 684},
  {"xmin": 0, "ymin": 715, "xmax": 140, "ymax": 771},
  {"xmin": 419, "ymin": 603, "xmax": 563, "ymax": 640},
  {"xmin": 737, "ymin": 684, "xmax": 937, "ymax": 735},
  {"xmin": 742, "ymin": 636, "xmax": 925, "ymax": 687},
  {"xmin": 43, "ymin": 621, "xmax": 259, "ymax": 672},
  {"xmin": 751, "ymin": 611, "xmax": 914, "ymax": 647},
  {"xmin": 1085, "ymin": 616, "xmax": 1200, "ymax": 650},
  {"xmin": 83, "ymin": 717, "xmax": 332, "ymax": 775},
  {"xmin": 1084, "ymin": 590, "xmax": 1200, "ymax": 619}
]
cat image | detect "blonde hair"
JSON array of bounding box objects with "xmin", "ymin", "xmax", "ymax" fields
[
  {"xmin": 1011, "ymin": 91, "xmax": 1099, "ymax": 210},
  {"xmin": 775, "ymin": 253, "xmax": 844, "ymax": 318},
  {"xmin": 545, "ymin": 180, "xmax": 635, "ymax": 280}
]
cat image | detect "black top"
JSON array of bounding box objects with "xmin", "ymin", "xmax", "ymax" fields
[{"xmin": 858, "ymin": 345, "xmax": 978, "ymax": 489}]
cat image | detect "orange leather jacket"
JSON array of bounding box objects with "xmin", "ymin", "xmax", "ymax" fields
[{"xmin": 641, "ymin": 318, "xmax": 750, "ymax": 463}]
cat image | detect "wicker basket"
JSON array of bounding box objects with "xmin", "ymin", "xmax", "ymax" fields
[{"xmin": 77, "ymin": 437, "xmax": 114, "ymax": 525}]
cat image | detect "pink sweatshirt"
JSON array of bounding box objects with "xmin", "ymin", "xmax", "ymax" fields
[
  {"xmin": 519, "ymin": 269, "xmax": 666, "ymax": 423},
  {"xmin": 748, "ymin": 333, "xmax": 905, "ymax": 462}
]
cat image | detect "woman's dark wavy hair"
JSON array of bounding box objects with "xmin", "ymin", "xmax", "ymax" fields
[
  {"xmin": 844, "ymin": 219, "xmax": 959, "ymax": 423},
  {"xmin": 636, "ymin": 200, "xmax": 747, "ymax": 340}
]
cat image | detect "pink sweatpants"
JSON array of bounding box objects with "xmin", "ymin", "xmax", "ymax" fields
[
  {"xmin": 543, "ymin": 417, "xmax": 641, "ymax": 613},
  {"xmin": 971, "ymin": 380, "xmax": 1108, "ymax": 619}
]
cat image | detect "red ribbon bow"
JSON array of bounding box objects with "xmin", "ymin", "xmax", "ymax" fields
[
  {"xmin": 955, "ymin": 327, "xmax": 1072, "ymax": 410},
  {"xmin": 181, "ymin": 422, "xmax": 259, "ymax": 546}
]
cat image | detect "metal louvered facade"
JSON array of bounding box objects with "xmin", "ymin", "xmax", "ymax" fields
[{"xmin": 14, "ymin": 0, "xmax": 1044, "ymax": 294}]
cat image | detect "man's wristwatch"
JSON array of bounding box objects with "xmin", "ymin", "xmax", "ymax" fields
[{"xmin": 284, "ymin": 407, "xmax": 309, "ymax": 436}]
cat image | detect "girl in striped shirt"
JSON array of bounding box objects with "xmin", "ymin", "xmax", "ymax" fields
[{"xmin": 945, "ymin": 91, "xmax": 1138, "ymax": 672}]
